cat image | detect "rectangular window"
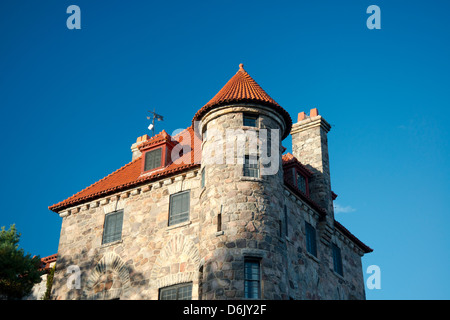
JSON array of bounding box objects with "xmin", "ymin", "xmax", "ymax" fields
[
  {"xmin": 284, "ymin": 205, "xmax": 288, "ymax": 237},
  {"xmin": 217, "ymin": 205, "xmax": 223, "ymax": 232},
  {"xmin": 102, "ymin": 210, "xmax": 124, "ymax": 244},
  {"xmin": 332, "ymin": 243, "xmax": 343, "ymax": 276},
  {"xmin": 278, "ymin": 219, "xmax": 282, "ymax": 237},
  {"xmin": 244, "ymin": 259, "xmax": 261, "ymax": 299},
  {"xmin": 305, "ymin": 222, "xmax": 317, "ymax": 257},
  {"xmin": 159, "ymin": 283, "xmax": 192, "ymax": 300},
  {"xmin": 297, "ymin": 173, "xmax": 307, "ymax": 194},
  {"xmin": 244, "ymin": 155, "xmax": 260, "ymax": 178},
  {"xmin": 144, "ymin": 148, "xmax": 162, "ymax": 171},
  {"xmin": 169, "ymin": 190, "xmax": 190, "ymax": 226},
  {"xmin": 243, "ymin": 114, "xmax": 258, "ymax": 127},
  {"xmin": 201, "ymin": 169, "xmax": 205, "ymax": 188}
]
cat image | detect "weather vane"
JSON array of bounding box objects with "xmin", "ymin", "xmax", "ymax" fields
[{"xmin": 147, "ymin": 108, "xmax": 164, "ymax": 137}]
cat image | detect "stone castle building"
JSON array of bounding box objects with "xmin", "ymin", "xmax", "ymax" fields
[{"xmin": 48, "ymin": 64, "xmax": 372, "ymax": 300}]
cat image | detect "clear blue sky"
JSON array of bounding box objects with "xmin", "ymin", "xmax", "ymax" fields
[{"xmin": 0, "ymin": 0, "xmax": 448, "ymax": 300}]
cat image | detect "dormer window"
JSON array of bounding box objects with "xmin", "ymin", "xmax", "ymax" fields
[
  {"xmin": 282, "ymin": 153, "xmax": 312, "ymax": 197},
  {"xmin": 138, "ymin": 130, "xmax": 178, "ymax": 175},
  {"xmin": 297, "ymin": 172, "xmax": 307, "ymax": 194},
  {"xmin": 144, "ymin": 148, "xmax": 162, "ymax": 171}
]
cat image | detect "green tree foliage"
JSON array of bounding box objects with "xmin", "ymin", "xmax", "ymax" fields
[
  {"xmin": 0, "ymin": 224, "xmax": 44, "ymax": 299},
  {"xmin": 42, "ymin": 264, "xmax": 55, "ymax": 300}
]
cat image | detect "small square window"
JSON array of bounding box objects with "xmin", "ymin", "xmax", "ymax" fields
[
  {"xmin": 102, "ymin": 210, "xmax": 124, "ymax": 244},
  {"xmin": 169, "ymin": 190, "xmax": 190, "ymax": 226},
  {"xmin": 243, "ymin": 114, "xmax": 258, "ymax": 127},
  {"xmin": 244, "ymin": 155, "xmax": 259, "ymax": 178},
  {"xmin": 144, "ymin": 148, "xmax": 162, "ymax": 171}
]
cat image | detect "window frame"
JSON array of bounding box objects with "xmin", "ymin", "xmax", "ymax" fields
[
  {"xmin": 168, "ymin": 190, "xmax": 191, "ymax": 226},
  {"xmin": 243, "ymin": 155, "xmax": 260, "ymax": 178},
  {"xmin": 244, "ymin": 258, "xmax": 261, "ymax": 299},
  {"xmin": 201, "ymin": 168, "xmax": 206, "ymax": 188},
  {"xmin": 102, "ymin": 210, "xmax": 124, "ymax": 245},
  {"xmin": 332, "ymin": 243, "xmax": 344, "ymax": 277},
  {"xmin": 305, "ymin": 222, "xmax": 317, "ymax": 257},
  {"xmin": 243, "ymin": 113, "xmax": 258, "ymax": 127},
  {"xmin": 143, "ymin": 147, "xmax": 163, "ymax": 172},
  {"xmin": 284, "ymin": 205, "xmax": 288, "ymax": 237},
  {"xmin": 296, "ymin": 172, "xmax": 307, "ymax": 194},
  {"xmin": 159, "ymin": 282, "xmax": 193, "ymax": 300}
]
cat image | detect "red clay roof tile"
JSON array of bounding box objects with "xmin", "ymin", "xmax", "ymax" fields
[
  {"xmin": 192, "ymin": 64, "xmax": 292, "ymax": 139},
  {"xmin": 49, "ymin": 127, "xmax": 201, "ymax": 212}
]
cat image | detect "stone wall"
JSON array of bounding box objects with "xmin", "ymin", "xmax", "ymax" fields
[
  {"xmin": 291, "ymin": 112, "xmax": 334, "ymax": 224},
  {"xmin": 198, "ymin": 104, "xmax": 289, "ymax": 299},
  {"xmin": 282, "ymin": 187, "xmax": 366, "ymax": 300},
  {"xmin": 51, "ymin": 170, "xmax": 202, "ymax": 300},
  {"xmin": 50, "ymin": 105, "xmax": 367, "ymax": 300}
]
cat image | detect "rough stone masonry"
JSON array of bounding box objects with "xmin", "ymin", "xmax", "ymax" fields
[{"xmin": 48, "ymin": 65, "xmax": 372, "ymax": 300}]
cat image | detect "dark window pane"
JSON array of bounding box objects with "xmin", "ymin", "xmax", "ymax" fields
[
  {"xmin": 243, "ymin": 114, "xmax": 258, "ymax": 127},
  {"xmin": 332, "ymin": 244, "xmax": 343, "ymax": 276},
  {"xmin": 169, "ymin": 191, "xmax": 190, "ymax": 226},
  {"xmin": 144, "ymin": 148, "xmax": 162, "ymax": 171},
  {"xmin": 160, "ymin": 283, "xmax": 192, "ymax": 300},
  {"xmin": 244, "ymin": 260, "xmax": 260, "ymax": 299},
  {"xmin": 244, "ymin": 155, "xmax": 259, "ymax": 178},
  {"xmin": 102, "ymin": 210, "xmax": 123, "ymax": 244},
  {"xmin": 201, "ymin": 169, "xmax": 205, "ymax": 188},
  {"xmin": 297, "ymin": 173, "xmax": 307, "ymax": 193},
  {"xmin": 284, "ymin": 206, "xmax": 288, "ymax": 237},
  {"xmin": 305, "ymin": 222, "xmax": 317, "ymax": 257}
]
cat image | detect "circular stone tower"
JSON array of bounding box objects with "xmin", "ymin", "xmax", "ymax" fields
[{"xmin": 193, "ymin": 64, "xmax": 293, "ymax": 299}]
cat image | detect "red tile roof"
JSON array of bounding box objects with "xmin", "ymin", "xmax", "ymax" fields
[
  {"xmin": 49, "ymin": 129, "xmax": 372, "ymax": 254},
  {"xmin": 49, "ymin": 127, "xmax": 202, "ymax": 212},
  {"xmin": 192, "ymin": 64, "xmax": 292, "ymax": 139},
  {"xmin": 38, "ymin": 253, "xmax": 58, "ymax": 272}
]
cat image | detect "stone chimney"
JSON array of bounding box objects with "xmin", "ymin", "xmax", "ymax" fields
[
  {"xmin": 291, "ymin": 108, "xmax": 334, "ymax": 227},
  {"xmin": 131, "ymin": 134, "xmax": 150, "ymax": 160}
]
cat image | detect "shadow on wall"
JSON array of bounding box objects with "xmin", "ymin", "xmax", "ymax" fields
[{"xmin": 51, "ymin": 248, "xmax": 149, "ymax": 300}]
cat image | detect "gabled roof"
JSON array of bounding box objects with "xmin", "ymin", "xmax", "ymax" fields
[
  {"xmin": 192, "ymin": 64, "xmax": 292, "ymax": 139},
  {"xmin": 49, "ymin": 127, "xmax": 202, "ymax": 213}
]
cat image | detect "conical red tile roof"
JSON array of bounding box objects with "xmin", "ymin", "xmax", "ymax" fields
[{"xmin": 192, "ymin": 64, "xmax": 292, "ymax": 138}]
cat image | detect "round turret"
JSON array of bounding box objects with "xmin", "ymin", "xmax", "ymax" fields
[{"xmin": 196, "ymin": 64, "xmax": 292, "ymax": 299}]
